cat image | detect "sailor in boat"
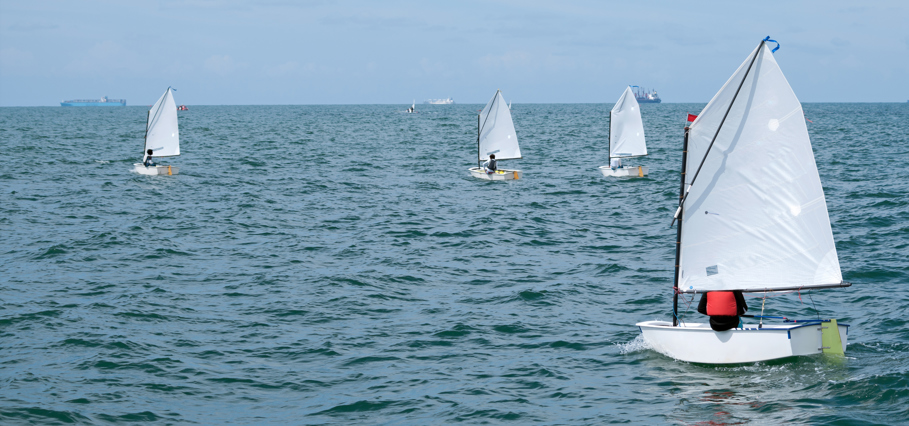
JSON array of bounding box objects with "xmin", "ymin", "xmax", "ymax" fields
[
  {"xmin": 482, "ymin": 154, "xmax": 497, "ymax": 174},
  {"xmin": 143, "ymin": 149, "xmax": 156, "ymax": 167},
  {"xmin": 610, "ymin": 157, "xmax": 622, "ymax": 170},
  {"xmin": 696, "ymin": 291, "xmax": 748, "ymax": 331}
]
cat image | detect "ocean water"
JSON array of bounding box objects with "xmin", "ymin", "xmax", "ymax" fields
[{"xmin": 1, "ymin": 103, "xmax": 907, "ymax": 425}]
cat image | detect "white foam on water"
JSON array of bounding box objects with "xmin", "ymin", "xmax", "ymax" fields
[{"xmin": 617, "ymin": 334, "xmax": 652, "ymax": 355}]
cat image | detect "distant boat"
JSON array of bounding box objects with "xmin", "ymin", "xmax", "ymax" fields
[
  {"xmin": 636, "ymin": 37, "xmax": 849, "ymax": 364},
  {"xmin": 407, "ymin": 100, "xmax": 416, "ymax": 113},
  {"xmin": 468, "ymin": 90, "xmax": 522, "ymax": 180},
  {"xmin": 60, "ymin": 96, "xmax": 126, "ymax": 106},
  {"xmin": 599, "ymin": 86, "xmax": 648, "ymax": 177},
  {"xmin": 177, "ymin": 105, "xmax": 188, "ymax": 111},
  {"xmin": 424, "ymin": 97, "xmax": 455, "ymax": 105},
  {"xmin": 133, "ymin": 87, "xmax": 180, "ymax": 176},
  {"xmin": 631, "ymin": 86, "xmax": 661, "ymax": 103}
]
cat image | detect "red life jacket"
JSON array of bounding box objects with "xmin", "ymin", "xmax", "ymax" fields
[{"xmin": 706, "ymin": 292, "xmax": 738, "ymax": 316}]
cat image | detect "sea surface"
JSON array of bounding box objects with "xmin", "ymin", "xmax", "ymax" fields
[{"xmin": 1, "ymin": 103, "xmax": 907, "ymax": 425}]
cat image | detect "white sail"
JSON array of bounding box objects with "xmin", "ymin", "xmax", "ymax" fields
[
  {"xmin": 145, "ymin": 87, "xmax": 180, "ymax": 157},
  {"xmin": 679, "ymin": 43, "xmax": 842, "ymax": 292},
  {"xmin": 478, "ymin": 90, "xmax": 520, "ymax": 161},
  {"xmin": 609, "ymin": 86, "xmax": 646, "ymax": 158}
]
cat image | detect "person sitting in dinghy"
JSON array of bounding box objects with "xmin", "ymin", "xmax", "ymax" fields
[
  {"xmin": 697, "ymin": 291, "xmax": 748, "ymax": 332},
  {"xmin": 143, "ymin": 149, "xmax": 156, "ymax": 167},
  {"xmin": 483, "ymin": 154, "xmax": 497, "ymax": 174}
]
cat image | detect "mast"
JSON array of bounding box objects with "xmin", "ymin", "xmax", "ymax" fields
[
  {"xmin": 477, "ymin": 113, "xmax": 481, "ymax": 168},
  {"xmin": 671, "ymin": 40, "xmax": 765, "ymax": 313},
  {"xmin": 607, "ymin": 110, "xmax": 612, "ymax": 163},
  {"xmin": 673, "ymin": 127, "xmax": 690, "ymax": 326},
  {"xmin": 143, "ymin": 110, "xmax": 150, "ymax": 150}
]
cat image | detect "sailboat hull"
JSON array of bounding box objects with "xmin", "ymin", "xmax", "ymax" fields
[
  {"xmin": 469, "ymin": 167, "xmax": 522, "ymax": 181},
  {"xmin": 636, "ymin": 320, "xmax": 848, "ymax": 364},
  {"xmin": 133, "ymin": 163, "xmax": 179, "ymax": 176},
  {"xmin": 599, "ymin": 165, "xmax": 648, "ymax": 177}
]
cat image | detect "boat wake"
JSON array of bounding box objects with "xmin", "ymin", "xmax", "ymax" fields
[{"xmin": 617, "ymin": 334, "xmax": 652, "ymax": 355}]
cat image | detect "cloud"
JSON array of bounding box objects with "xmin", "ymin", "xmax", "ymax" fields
[
  {"xmin": 61, "ymin": 41, "xmax": 140, "ymax": 74},
  {"xmin": 204, "ymin": 55, "xmax": 247, "ymax": 75},
  {"xmin": 320, "ymin": 13, "xmax": 425, "ymax": 30},
  {"xmin": 831, "ymin": 37, "xmax": 850, "ymax": 47},
  {"xmin": 8, "ymin": 22, "xmax": 59, "ymax": 32},
  {"xmin": 265, "ymin": 61, "xmax": 300, "ymax": 77},
  {"xmin": 419, "ymin": 58, "xmax": 447, "ymax": 75},
  {"xmin": 478, "ymin": 51, "xmax": 533, "ymax": 70}
]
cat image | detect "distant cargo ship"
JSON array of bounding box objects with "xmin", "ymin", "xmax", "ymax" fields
[
  {"xmin": 631, "ymin": 86, "xmax": 661, "ymax": 103},
  {"xmin": 60, "ymin": 96, "xmax": 126, "ymax": 106},
  {"xmin": 424, "ymin": 97, "xmax": 455, "ymax": 105}
]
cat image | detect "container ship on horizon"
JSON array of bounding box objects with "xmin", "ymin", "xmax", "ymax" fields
[
  {"xmin": 631, "ymin": 86, "xmax": 661, "ymax": 103},
  {"xmin": 60, "ymin": 96, "xmax": 126, "ymax": 106}
]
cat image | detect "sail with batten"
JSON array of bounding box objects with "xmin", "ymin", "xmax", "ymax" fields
[
  {"xmin": 478, "ymin": 90, "xmax": 520, "ymax": 161},
  {"xmin": 609, "ymin": 86, "xmax": 646, "ymax": 159},
  {"xmin": 145, "ymin": 87, "xmax": 180, "ymax": 157},
  {"xmin": 679, "ymin": 43, "xmax": 842, "ymax": 292}
]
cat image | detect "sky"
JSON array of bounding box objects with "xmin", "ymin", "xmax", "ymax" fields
[{"xmin": 1, "ymin": 0, "xmax": 907, "ymax": 106}]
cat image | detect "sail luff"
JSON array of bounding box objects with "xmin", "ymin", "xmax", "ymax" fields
[
  {"xmin": 143, "ymin": 110, "xmax": 150, "ymax": 145},
  {"xmin": 673, "ymin": 127, "xmax": 691, "ymax": 325},
  {"xmin": 685, "ymin": 40, "xmax": 764, "ymax": 196}
]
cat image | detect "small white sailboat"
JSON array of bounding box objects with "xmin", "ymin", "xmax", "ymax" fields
[
  {"xmin": 468, "ymin": 90, "xmax": 522, "ymax": 180},
  {"xmin": 637, "ymin": 37, "xmax": 850, "ymax": 364},
  {"xmin": 407, "ymin": 100, "xmax": 416, "ymax": 113},
  {"xmin": 133, "ymin": 87, "xmax": 180, "ymax": 176},
  {"xmin": 599, "ymin": 86, "xmax": 648, "ymax": 177}
]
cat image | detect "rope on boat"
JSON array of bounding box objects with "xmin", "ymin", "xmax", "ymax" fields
[
  {"xmin": 759, "ymin": 292, "xmax": 767, "ymax": 329},
  {"xmin": 808, "ymin": 289, "xmax": 821, "ymax": 321},
  {"xmin": 670, "ymin": 290, "xmax": 696, "ymax": 326},
  {"xmin": 668, "ymin": 287, "xmax": 830, "ymax": 326}
]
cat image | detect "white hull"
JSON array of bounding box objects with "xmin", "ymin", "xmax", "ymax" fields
[
  {"xmin": 469, "ymin": 167, "xmax": 522, "ymax": 181},
  {"xmin": 133, "ymin": 163, "xmax": 179, "ymax": 176},
  {"xmin": 637, "ymin": 320, "xmax": 848, "ymax": 364},
  {"xmin": 599, "ymin": 165, "xmax": 648, "ymax": 177}
]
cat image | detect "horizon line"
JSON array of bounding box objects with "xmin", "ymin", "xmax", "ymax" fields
[{"xmin": 3, "ymin": 101, "xmax": 908, "ymax": 108}]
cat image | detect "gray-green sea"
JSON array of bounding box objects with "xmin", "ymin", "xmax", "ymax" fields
[{"xmin": 1, "ymin": 103, "xmax": 907, "ymax": 424}]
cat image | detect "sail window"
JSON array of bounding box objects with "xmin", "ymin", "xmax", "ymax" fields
[{"xmin": 706, "ymin": 265, "xmax": 719, "ymax": 276}]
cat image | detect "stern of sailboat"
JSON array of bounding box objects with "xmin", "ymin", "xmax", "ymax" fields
[
  {"xmin": 469, "ymin": 167, "xmax": 521, "ymax": 180},
  {"xmin": 598, "ymin": 165, "xmax": 648, "ymax": 177}
]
